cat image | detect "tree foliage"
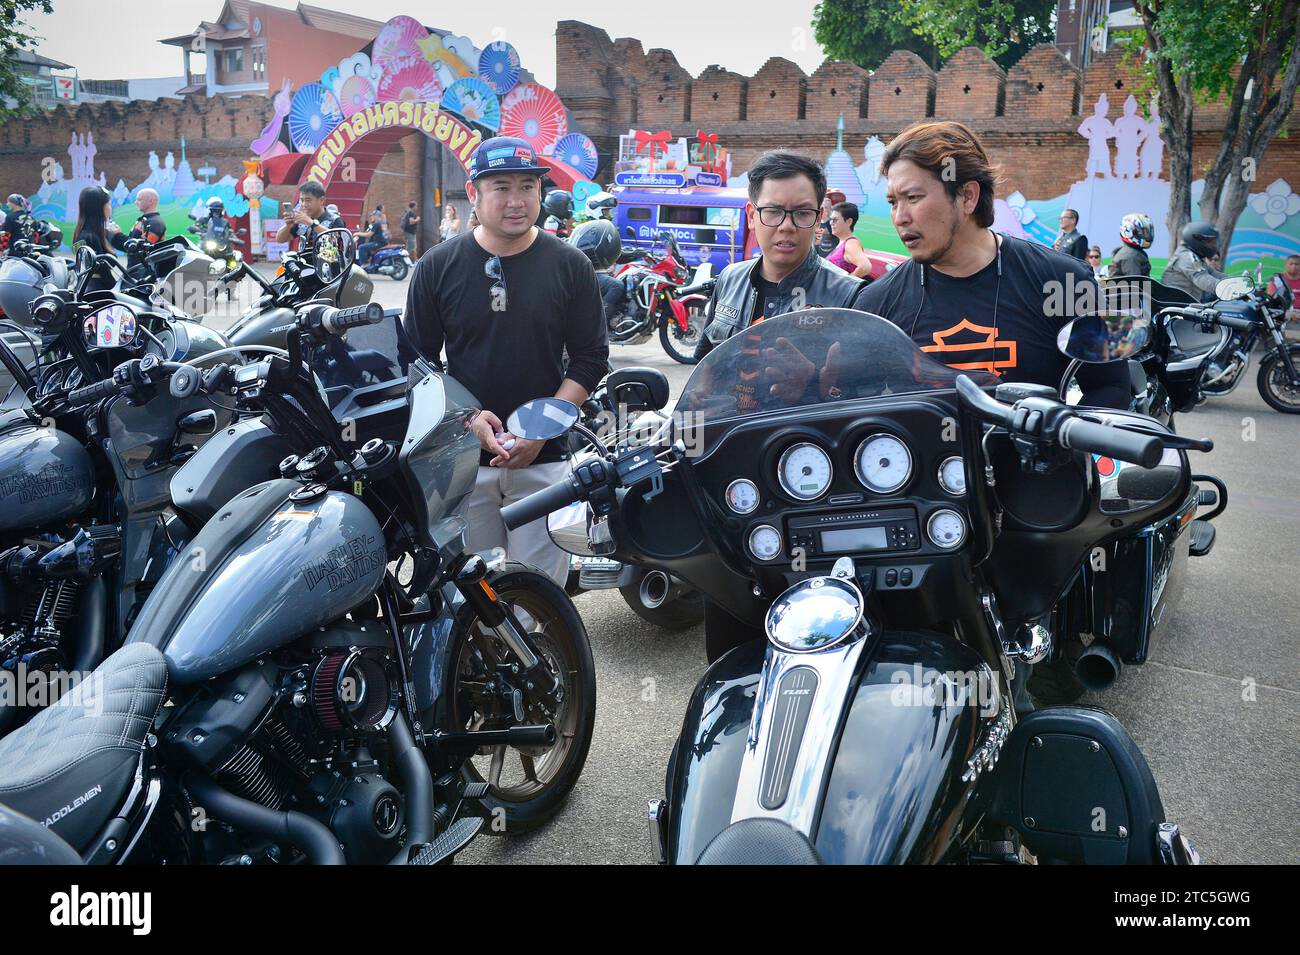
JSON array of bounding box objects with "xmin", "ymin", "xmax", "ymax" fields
[
  {"xmin": 1, "ymin": 0, "xmax": 56, "ymax": 121},
  {"xmin": 812, "ymin": 0, "xmax": 1055, "ymax": 71},
  {"xmin": 1131, "ymin": 0, "xmax": 1300, "ymax": 258}
]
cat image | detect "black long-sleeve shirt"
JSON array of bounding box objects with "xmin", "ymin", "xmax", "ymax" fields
[{"xmin": 402, "ymin": 228, "xmax": 608, "ymax": 463}]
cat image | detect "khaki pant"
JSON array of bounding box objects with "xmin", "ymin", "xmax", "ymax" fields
[{"xmin": 459, "ymin": 461, "xmax": 572, "ymax": 587}]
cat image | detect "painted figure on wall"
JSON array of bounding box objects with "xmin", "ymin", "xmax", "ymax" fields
[
  {"xmin": 1112, "ymin": 95, "xmax": 1149, "ymax": 180},
  {"xmin": 1078, "ymin": 95, "xmax": 1116, "ymax": 179}
]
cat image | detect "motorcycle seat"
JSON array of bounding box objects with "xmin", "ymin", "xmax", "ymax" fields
[{"xmin": 0, "ymin": 642, "xmax": 167, "ymax": 854}]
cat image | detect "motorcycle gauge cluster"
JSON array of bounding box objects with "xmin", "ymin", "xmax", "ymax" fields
[
  {"xmin": 778, "ymin": 442, "xmax": 833, "ymax": 501},
  {"xmin": 938, "ymin": 456, "xmax": 966, "ymax": 496},
  {"xmin": 855, "ymin": 434, "xmax": 912, "ymax": 494},
  {"xmin": 725, "ymin": 478, "xmax": 760, "ymax": 514}
]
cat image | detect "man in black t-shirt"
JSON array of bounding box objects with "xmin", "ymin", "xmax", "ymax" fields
[
  {"xmin": 115, "ymin": 188, "xmax": 166, "ymax": 268},
  {"xmin": 856, "ymin": 121, "xmax": 1128, "ymax": 409},
  {"xmin": 401, "ymin": 201, "xmax": 420, "ymax": 257},
  {"xmin": 402, "ymin": 136, "xmax": 608, "ymax": 586},
  {"xmin": 275, "ymin": 181, "xmax": 343, "ymax": 251}
]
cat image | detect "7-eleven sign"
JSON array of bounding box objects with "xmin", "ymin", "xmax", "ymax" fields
[{"xmin": 54, "ymin": 76, "xmax": 77, "ymax": 100}]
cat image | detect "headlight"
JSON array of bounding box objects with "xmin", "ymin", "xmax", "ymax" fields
[{"xmin": 204, "ymin": 241, "xmax": 218, "ymax": 251}]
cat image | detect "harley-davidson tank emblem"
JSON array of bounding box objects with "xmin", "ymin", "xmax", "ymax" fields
[{"xmin": 303, "ymin": 534, "xmax": 383, "ymax": 593}]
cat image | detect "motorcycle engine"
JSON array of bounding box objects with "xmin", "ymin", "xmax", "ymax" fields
[
  {"xmin": 167, "ymin": 621, "xmax": 407, "ymax": 864},
  {"xmin": 0, "ymin": 574, "xmax": 81, "ymax": 732}
]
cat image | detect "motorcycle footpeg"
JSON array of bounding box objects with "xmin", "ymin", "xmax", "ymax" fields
[
  {"xmin": 406, "ymin": 816, "xmax": 484, "ymax": 865},
  {"xmin": 461, "ymin": 782, "xmax": 491, "ymax": 800},
  {"xmin": 1188, "ymin": 519, "xmax": 1216, "ymax": 558}
]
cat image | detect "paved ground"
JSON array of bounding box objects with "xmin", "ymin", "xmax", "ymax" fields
[{"xmin": 32, "ymin": 266, "xmax": 1300, "ymax": 864}]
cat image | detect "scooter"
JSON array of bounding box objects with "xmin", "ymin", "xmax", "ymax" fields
[
  {"xmin": 501, "ymin": 307, "xmax": 1206, "ymax": 864},
  {"xmin": 354, "ymin": 237, "xmax": 413, "ymax": 282}
]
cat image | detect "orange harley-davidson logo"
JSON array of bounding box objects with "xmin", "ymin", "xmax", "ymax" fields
[{"xmin": 920, "ymin": 318, "xmax": 1018, "ymax": 374}]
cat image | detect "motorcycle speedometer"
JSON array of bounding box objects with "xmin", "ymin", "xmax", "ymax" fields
[
  {"xmin": 778, "ymin": 442, "xmax": 832, "ymax": 501},
  {"xmin": 855, "ymin": 433, "xmax": 912, "ymax": 494}
]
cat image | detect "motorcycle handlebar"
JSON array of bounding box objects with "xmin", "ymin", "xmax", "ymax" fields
[
  {"xmin": 1058, "ymin": 416, "xmax": 1163, "ymax": 468},
  {"xmin": 66, "ymin": 376, "xmax": 120, "ymax": 407},
  {"xmin": 955, "ymin": 375, "xmax": 1163, "ymax": 468},
  {"xmin": 1157, "ymin": 304, "xmax": 1256, "ymax": 333},
  {"xmin": 501, "ymin": 471, "xmax": 582, "ymax": 530},
  {"xmin": 316, "ymin": 302, "xmax": 385, "ymax": 334}
]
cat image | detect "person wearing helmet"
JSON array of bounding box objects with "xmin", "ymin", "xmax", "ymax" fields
[
  {"xmin": 569, "ymin": 218, "xmax": 626, "ymax": 327},
  {"xmin": 586, "ymin": 191, "xmax": 618, "ymax": 221},
  {"xmin": 541, "ymin": 189, "xmax": 573, "ymax": 237},
  {"xmin": 1, "ymin": 194, "xmax": 30, "ymax": 255},
  {"xmin": 1108, "ymin": 212, "xmax": 1154, "ymax": 278},
  {"xmin": 1164, "ymin": 220, "xmax": 1226, "ymax": 301}
]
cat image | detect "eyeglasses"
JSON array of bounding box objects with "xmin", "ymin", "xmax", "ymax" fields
[
  {"xmin": 1086, "ymin": 253, "xmax": 1101, "ymax": 260},
  {"xmin": 485, "ymin": 255, "xmax": 507, "ymax": 310},
  {"xmin": 756, "ymin": 206, "xmax": 820, "ymax": 229}
]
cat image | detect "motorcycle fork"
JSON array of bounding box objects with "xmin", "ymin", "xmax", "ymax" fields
[
  {"xmin": 448, "ymin": 554, "xmax": 563, "ymax": 708},
  {"xmin": 1268, "ymin": 322, "xmax": 1300, "ymax": 383}
]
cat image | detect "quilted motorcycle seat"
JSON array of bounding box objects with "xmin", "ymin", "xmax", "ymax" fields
[{"xmin": 0, "ymin": 643, "xmax": 167, "ymax": 854}]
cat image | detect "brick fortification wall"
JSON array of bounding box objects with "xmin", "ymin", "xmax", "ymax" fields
[
  {"xmin": 554, "ymin": 20, "xmax": 1300, "ymax": 202},
  {"xmin": 0, "ymin": 94, "xmax": 418, "ymax": 232}
]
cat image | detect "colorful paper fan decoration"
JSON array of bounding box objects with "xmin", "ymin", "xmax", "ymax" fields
[
  {"xmin": 377, "ymin": 59, "xmax": 443, "ymax": 103},
  {"xmin": 441, "ymin": 77, "xmax": 500, "ymax": 131},
  {"xmin": 501, "ymin": 83, "xmax": 569, "ymax": 154},
  {"xmin": 338, "ymin": 74, "xmax": 377, "ymax": 119},
  {"xmin": 554, "ymin": 133, "xmax": 599, "ymax": 179},
  {"xmin": 288, "ymin": 82, "xmax": 344, "ymax": 151},
  {"xmin": 478, "ymin": 41, "xmax": 521, "ymax": 95},
  {"xmin": 372, "ymin": 15, "xmax": 428, "ymax": 69}
]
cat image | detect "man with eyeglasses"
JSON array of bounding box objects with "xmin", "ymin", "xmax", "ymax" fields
[
  {"xmin": 694, "ymin": 150, "xmax": 869, "ymax": 362},
  {"xmin": 401, "ymin": 136, "xmax": 608, "ymax": 586}
]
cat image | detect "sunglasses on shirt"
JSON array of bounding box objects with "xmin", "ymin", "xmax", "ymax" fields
[{"xmin": 485, "ymin": 255, "xmax": 507, "ymax": 310}]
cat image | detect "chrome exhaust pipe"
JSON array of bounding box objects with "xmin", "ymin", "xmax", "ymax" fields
[
  {"xmin": 1075, "ymin": 642, "xmax": 1122, "ymax": 690},
  {"xmin": 638, "ymin": 570, "xmax": 676, "ymax": 610}
]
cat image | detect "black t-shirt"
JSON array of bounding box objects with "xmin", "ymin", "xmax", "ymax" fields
[
  {"xmin": 402, "ymin": 210, "xmax": 418, "ymax": 235},
  {"xmin": 402, "ymin": 229, "xmax": 609, "ymax": 464},
  {"xmin": 856, "ymin": 233, "xmax": 1129, "ymax": 408},
  {"xmin": 114, "ymin": 212, "xmax": 167, "ymax": 267},
  {"xmin": 292, "ymin": 209, "xmax": 345, "ymax": 241},
  {"xmin": 753, "ymin": 274, "xmax": 783, "ymax": 324}
]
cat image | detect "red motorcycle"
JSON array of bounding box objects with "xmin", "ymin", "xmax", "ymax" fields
[{"xmin": 610, "ymin": 229, "xmax": 712, "ymax": 364}]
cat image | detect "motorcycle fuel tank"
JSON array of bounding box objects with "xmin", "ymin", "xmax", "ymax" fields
[
  {"xmin": 0, "ymin": 420, "xmax": 94, "ymax": 531},
  {"xmin": 666, "ymin": 628, "xmax": 995, "ymax": 864},
  {"xmin": 127, "ymin": 479, "xmax": 387, "ymax": 684}
]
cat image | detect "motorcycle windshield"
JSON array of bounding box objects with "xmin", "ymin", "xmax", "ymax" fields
[
  {"xmin": 309, "ymin": 312, "xmax": 413, "ymax": 401},
  {"xmin": 674, "ymin": 308, "xmax": 998, "ymax": 427}
]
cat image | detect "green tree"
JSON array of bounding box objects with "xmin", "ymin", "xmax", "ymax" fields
[
  {"xmin": 1, "ymin": 0, "xmax": 55, "ymax": 121},
  {"xmin": 1131, "ymin": 0, "xmax": 1300, "ymax": 261},
  {"xmin": 813, "ymin": 0, "xmax": 1055, "ymax": 72}
]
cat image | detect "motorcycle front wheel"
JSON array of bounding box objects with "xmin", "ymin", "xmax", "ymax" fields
[
  {"xmin": 1257, "ymin": 344, "xmax": 1300, "ymax": 413},
  {"xmin": 658, "ymin": 302, "xmax": 704, "ymax": 364},
  {"xmin": 390, "ymin": 260, "xmax": 410, "ymax": 282},
  {"xmin": 447, "ymin": 563, "xmax": 596, "ymax": 834}
]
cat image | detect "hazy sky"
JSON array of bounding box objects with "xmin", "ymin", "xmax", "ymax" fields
[{"xmin": 27, "ymin": 0, "xmax": 829, "ymax": 87}]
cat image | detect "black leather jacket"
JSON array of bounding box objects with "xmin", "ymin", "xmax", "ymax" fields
[{"xmin": 695, "ymin": 247, "xmax": 868, "ymax": 360}]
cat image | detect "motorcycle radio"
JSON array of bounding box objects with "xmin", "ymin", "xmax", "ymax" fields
[{"xmin": 786, "ymin": 506, "xmax": 921, "ymax": 557}]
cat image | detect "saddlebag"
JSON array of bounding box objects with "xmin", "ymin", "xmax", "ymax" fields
[{"xmin": 983, "ymin": 705, "xmax": 1197, "ymax": 863}]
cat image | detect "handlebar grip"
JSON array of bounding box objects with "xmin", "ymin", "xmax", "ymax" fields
[
  {"xmin": 67, "ymin": 376, "xmax": 119, "ymax": 407},
  {"xmin": 1059, "ymin": 417, "xmax": 1163, "ymax": 468},
  {"xmin": 501, "ymin": 473, "xmax": 582, "ymax": 531},
  {"xmin": 320, "ymin": 302, "xmax": 384, "ymax": 334},
  {"xmin": 1213, "ymin": 313, "xmax": 1255, "ymax": 332}
]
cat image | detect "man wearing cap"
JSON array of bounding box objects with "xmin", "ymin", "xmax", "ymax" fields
[{"xmin": 402, "ymin": 136, "xmax": 608, "ymax": 586}]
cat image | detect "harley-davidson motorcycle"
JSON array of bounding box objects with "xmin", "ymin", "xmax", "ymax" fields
[
  {"xmin": 502, "ymin": 307, "xmax": 1205, "ymax": 864},
  {"xmin": 0, "ymin": 251, "xmax": 596, "ymax": 862},
  {"xmin": 0, "ymin": 245, "xmax": 235, "ymax": 736}
]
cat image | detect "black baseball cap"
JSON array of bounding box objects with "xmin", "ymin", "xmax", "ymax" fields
[{"xmin": 469, "ymin": 136, "xmax": 552, "ymax": 182}]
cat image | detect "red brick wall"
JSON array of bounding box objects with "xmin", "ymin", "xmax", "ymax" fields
[
  {"xmin": 869, "ymin": 51, "xmax": 936, "ymax": 122},
  {"xmin": 935, "ymin": 47, "xmax": 1005, "ymax": 119}
]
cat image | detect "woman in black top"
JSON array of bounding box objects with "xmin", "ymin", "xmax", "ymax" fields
[{"xmin": 73, "ymin": 186, "xmax": 120, "ymax": 257}]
